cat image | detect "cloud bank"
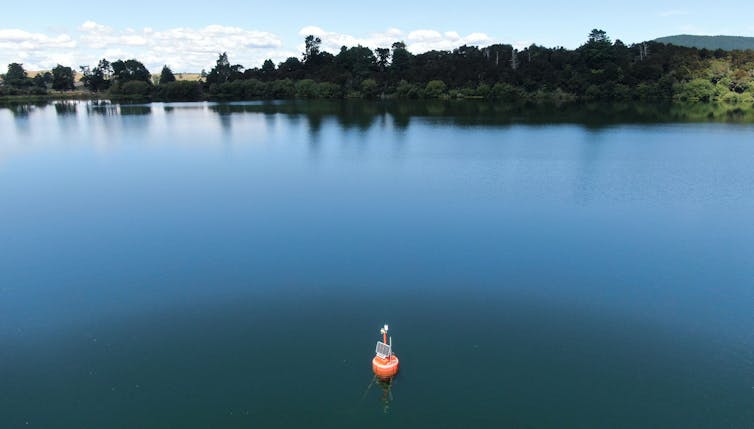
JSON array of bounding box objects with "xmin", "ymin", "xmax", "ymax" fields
[
  {"xmin": 298, "ymin": 26, "xmax": 495, "ymax": 53},
  {"xmin": 0, "ymin": 22, "xmax": 293, "ymax": 72},
  {"xmin": 0, "ymin": 22, "xmax": 501, "ymax": 72}
]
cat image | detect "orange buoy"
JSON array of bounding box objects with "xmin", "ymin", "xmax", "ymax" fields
[{"xmin": 372, "ymin": 324, "xmax": 399, "ymax": 379}]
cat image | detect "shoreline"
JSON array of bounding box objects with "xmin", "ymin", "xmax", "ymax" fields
[
  {"xmin": 2, "ymin": 92, "xmax": 752, "ymax": 105},
  {"xmin": 3, "ymin": 98, "xmax": 754, "ymax": 124},
  {"xmin": 2, "ymin": 93, "xmax": 752, "ymax": 106}
]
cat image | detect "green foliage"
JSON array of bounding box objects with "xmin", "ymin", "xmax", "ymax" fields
[
  {"xmin": 295, "ymin": 79, "xmax": 318, "ymax": 98},
  {"xmin": 110, "ymin": 80, "xmax": 152, "ymax": 101},
  {"xmin": 674, "ymin": 78, "xmax": 717, "ymax": 102},
  {"xmin": 292, "ymin": 80, "xmax": 342, "ymax": 99},
  {"xmin": 238, "ymin": 79, "xmax": 267, "ymax": 98},
  {"xmin": 112, "ymin": 59, "xmax": 151, "ymax": 83},
  {"xmin": 4, "ymin": 63, "xmax": 31, "ymax": 87},
  {"xmin": 80, "ymin": 59, "xmax": 111, "ymax": 92},
  {"xmin": 210, "ymin": 80, "xmax": 252, "ymax": 100},
  {"xmin": 375, "ymin": 48, "xmax": 390, "ymax": 71},
  {"xmin": 707, "ymin": 60, "xmax": 730, "ymax": 83},
  {"xmin": 395, "ymin": 80, "xmax": 422, "ymax": 99},
  {"xmin": 424, "ymin": 80, "xmax": 447, "ymax": 98},
  {"xmin": 335, "ymin": 45, "xmax": 377, "ymax": 83},
  {"xmin": 5, "ymin": 63, "xmax": 27, "ymax": 80},
  {"xmin": 316, "ymin": 82, "xmax": 342, "ymax": 99},
  {"xmin": 7, "ymin": 29, "xmax": 754, "ymax": 104},
  {"xmin": 28, "ymin": 86, "xmax": 47, "ymax": 95},
  {"xmin": 155, "ymin": 81, "xmax": 203, "ymax": 101},
  {"xmin": 276, "ymin": 57, "xmax": 304, "ymax": 80},
  {"xmin": 303, "ymin": 35, "xmax": 322, "ymax": 64},
  {"xmin": 474, "ymin": 83, "xmax": 491, "ymax": 98},
  {"xmin": 159, "ymin": 66, "xmax": 176, "ymax": 85},
  {"xmin": 491, "ymin": 83, "xmax": 524, "ymax": 101},
  {"xmin": 390, "ymin": 41, "xmax": 412, "ymax": 79},
  {"xmin": 32, "ymin": 74, "xmax": 48, "ymax": 89},
  {"xmin": 585, "ymin": 84, "xmax": 604, "ymax": 99},
  {"xmin": 205, "ymin": 78, "xmax": 341, "ymax": 100},
  {"xmin": 729, "ymin": 69, "xmax": 751, "ymax": 93},
  {"xmin": 360, "ymin": 79, "xmax": 378, "ymax": 98},
  {"xmin": 269, "ymin": 79, "xmax": 295, "ymax": 98},
  {"xmin": 261, "ymin": 59, "xmax": 275, "ymax": 72},
  {"xmin": 120, "ymin": 80, "xmax": 151, "ymax": 96},
  {"xmin": 580, "ymin": 29, "xmax": 617, "ymax": 70},
  {"xmin": 587, "ymin": 29, "xmax": 611, "ymax": 45},
  {"xmin": 51, "ymin": 65, "xmax": 74, "ymax": 90},
  {"xmin": 0, "ymin": 63, "xmax": 46, "ymax": 95},
  {"xmin": 260, "ymin": 59, "xmax": 276, "ymax": 80},
  {"xmin": 206, "ymin": 52, "xmax": 243, "ymax": 85}
]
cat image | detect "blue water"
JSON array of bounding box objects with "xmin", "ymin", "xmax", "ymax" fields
[{"xmin": 0, "ymin": 101, "xmax": 752, "ymax": 428}]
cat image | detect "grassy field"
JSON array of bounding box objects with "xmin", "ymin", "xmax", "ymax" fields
[
  {"xmin": 174, "ymin": 73, "xmax": 202, "ymax": 81},
  {"xmin": 24, "ymin": 70, "xmax": 204, "ymax": 87}
]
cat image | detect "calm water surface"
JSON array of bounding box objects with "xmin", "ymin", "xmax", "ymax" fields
[{"xmin": 0, "ymin": 101, "xmax": 753, "ymax": 428}]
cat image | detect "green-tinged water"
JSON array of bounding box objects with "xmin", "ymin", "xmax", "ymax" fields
[{"xmin": 1, "ymin": 100, "xmax": 752, "ymax": 428}]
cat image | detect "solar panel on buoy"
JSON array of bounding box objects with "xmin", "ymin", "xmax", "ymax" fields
[{"xmin": 375, "ymin": 341, "xmax": 391, "ymax": 358}]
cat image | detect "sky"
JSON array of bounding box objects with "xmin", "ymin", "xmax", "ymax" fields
[{"xmin": 1, "ymin": 0, "xmax": 753, "ymax": 72}]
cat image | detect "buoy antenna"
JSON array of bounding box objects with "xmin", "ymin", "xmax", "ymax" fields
[{"xmin": 380, "ymin": 324, "xmax": 388, "ymax": 344}]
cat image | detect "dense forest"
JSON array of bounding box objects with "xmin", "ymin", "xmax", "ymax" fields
[{"xmin": 1, "ymin": 29, "xmax": 753, "ymax": 103}]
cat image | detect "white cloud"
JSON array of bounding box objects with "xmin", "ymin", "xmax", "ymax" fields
[
  {"xmin": 0, "ymin": 29, "xmax": 76, "ymax": 49},
  {"xmin": 298, "ymin": 26, "xmax": 402, "ymax": 52},
  {"xmin": 512, "ymin": 41, "xmax": 532, "ymax": 51},
  {"xmin": 1, "ymin": 21, "xmax": 292, "ymax": 72},
  {"xmin": 0, "ymin": 29, "xmax": 78, "ymax": 70},
  {"xmin": 80, "ymin": 21, "xmax": 108, "ymax": 32},
  {"xmin": 405, "ymin": 29, "xmax": 494, "ymax": 52},
  {"xmin": 1, "ymin": 22, "xmax": 500, "ymax": 73},
  {"xmin": 72, "ymin": 22, "xmax": 289, "ymax": 71},
  {"xmin": 297, "ymin": 26, "xmax": 495, "ymax": 54}
]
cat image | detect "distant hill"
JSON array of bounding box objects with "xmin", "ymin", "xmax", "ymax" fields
[{"xmin": 654, "ymin": 35, "xmax": 754, "ymax": 51}]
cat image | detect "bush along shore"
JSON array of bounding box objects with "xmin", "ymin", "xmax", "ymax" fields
[{"xmin": 2, "ymin": 30, "xmax": 753, "ymax": 104}]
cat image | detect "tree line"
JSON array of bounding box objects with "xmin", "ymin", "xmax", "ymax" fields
[
  {"xmin": 2, "ymin": 29, "xmax": 753, "ymax": 103},
  {"xmin": 1, "ymin": 63, "xmax": 76, "ymax": 95}
]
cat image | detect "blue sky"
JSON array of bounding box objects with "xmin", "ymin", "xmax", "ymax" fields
[{"xmin": 2, "ymin": 0, "xmax": 753, "ymax": 72}]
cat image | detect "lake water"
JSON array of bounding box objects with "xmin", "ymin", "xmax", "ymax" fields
[{"xmin": 1, "ymin": 100, "xmax": 753, "ymax": 428}]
